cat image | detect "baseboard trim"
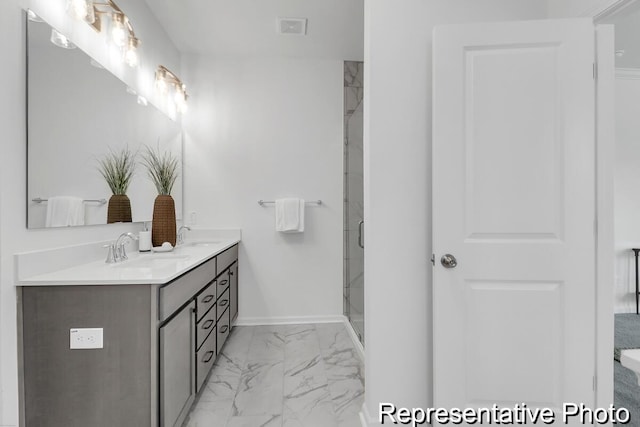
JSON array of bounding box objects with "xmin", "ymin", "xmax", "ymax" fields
[
  {"xmin": 235, "ymin": 315, "xmax": 347, "ymax": 326},
  {"xmin": 343, "ymin": 318, "xmax": 365, "ymax": 363}
]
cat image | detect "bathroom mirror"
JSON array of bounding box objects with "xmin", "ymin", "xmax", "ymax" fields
[{"xmin": 26, "ymin": 17, "xmax": 183, "ymax": 229}]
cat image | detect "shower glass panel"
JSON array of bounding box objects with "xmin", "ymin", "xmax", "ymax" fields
[{"xmin": 344, "ymin": 61, "xmax": 364, "ymax": 344}]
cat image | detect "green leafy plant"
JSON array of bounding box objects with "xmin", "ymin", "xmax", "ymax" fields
[
  {"xmin": 97, "ymin": 147, "xmax": 136, "ymax": 195},
  {"xmin": 141, "ymin": 145, "xmax": 179, "ymax": 195}
]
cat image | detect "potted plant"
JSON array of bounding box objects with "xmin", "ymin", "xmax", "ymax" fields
[
  {"xmin": 141, "ymin": 145, "xmax": 179, "ymax": 246},
  {"xmin": 97, "ymin": 147, "xmax": 136, "ymax": 224}
]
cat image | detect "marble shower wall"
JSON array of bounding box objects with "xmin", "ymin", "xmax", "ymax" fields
[{"xmin": 343, "ymin": 61, "xmax": 364, "ymax": 343}]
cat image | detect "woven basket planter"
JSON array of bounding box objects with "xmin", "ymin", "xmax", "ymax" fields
[
  {"xmin": 152, "ymin": 195, "xmax": 176, "ymax": 247},
  {"xmin": 106, "ymin": 194, "xmax": 132, "ymax": 224}
]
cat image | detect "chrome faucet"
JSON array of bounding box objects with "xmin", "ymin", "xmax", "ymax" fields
[
  {"xmin": 116, "ymin": 232, "xmax": 139, "ymax": 260},
  {"xmin": 105, "ymin": 232, "xmax": 139, "ymax": 263},
  {"xmin": 177, "ymin": 225, "xmax": 191, "ymax": 245}
]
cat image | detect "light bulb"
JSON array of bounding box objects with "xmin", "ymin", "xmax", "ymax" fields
[
  {"xmin": 156, "ymin": 78, "xmax": 168, "ymax": 94},
  {"xmin": 123, "ymin": 38, "xmax": 140, "ymax": 68},
  {"xmin": 111, "ymin": 13, "xmax": 127, "ymax": 47},
  {"xmin": 155, "ymin": 69, "xmax": 168, "ymax": 94},
  {"xmin": 50, "ymin": 29, "xmax": 76, "ymax": 49},
  {"xmin": 66, "ymin": 0, "xmax": 95, "ymax": 23},
  {"xmin": 174, "ymin": 85, "xmax": 188, "ymax": 114}
]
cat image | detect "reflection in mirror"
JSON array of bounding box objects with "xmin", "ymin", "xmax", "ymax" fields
[{"xmin": 27, "ymin": 16, "xmax": 182, "ymax": 229}]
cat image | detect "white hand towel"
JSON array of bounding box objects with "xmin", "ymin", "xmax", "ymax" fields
[
  {"xmin": 275, "ymin": 198, "xmax": 305, "ymax": 233},
  {"xmin": 45, "ymin": 196, "xmax": 85, "ymax": 227}
]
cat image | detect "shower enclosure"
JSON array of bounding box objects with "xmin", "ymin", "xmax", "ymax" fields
[{"xmin": 344, "ymin": 61, "xmax": 364, "ymax": 344}]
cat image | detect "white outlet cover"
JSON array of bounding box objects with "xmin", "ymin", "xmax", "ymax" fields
[{"xmin": 70, "ymin": 328, "xmax": 104, "ymax": 349}]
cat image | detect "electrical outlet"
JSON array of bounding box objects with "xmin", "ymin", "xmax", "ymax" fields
[
  {"xmin": 70, "ymin": 328, "xmax": 103, "ymax": 349},
  {"xmin": 190, "ymin": 211, "xmax": 197, "ymax": 225}
]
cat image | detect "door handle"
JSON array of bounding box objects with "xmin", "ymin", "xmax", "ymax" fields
[
  {"xmin": 440, "ymin": 254, "xmax": 458, "ymax": 269},
  {"xmin": 358, "ymin": 220, "xmax": 364, "ymax": 249}
]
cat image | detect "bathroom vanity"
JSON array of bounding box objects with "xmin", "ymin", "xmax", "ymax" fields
[{"xmin": 16, "ymin": 236, "xmax": 239, "ymax": 427}]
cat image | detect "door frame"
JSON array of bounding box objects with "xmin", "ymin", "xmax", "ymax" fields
[{"xmin": 590, "ymin": 0, "xmax": 637, "ymax": 411}]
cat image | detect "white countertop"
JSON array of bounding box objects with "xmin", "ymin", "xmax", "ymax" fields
[{"xmin": 15, "ymin": 230, "xmax": 240, "ymax": 286}]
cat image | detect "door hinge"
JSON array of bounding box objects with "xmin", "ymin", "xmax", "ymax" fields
[
  {"xmin": 593, "ymin": 63, "xmax": 598, "ymax": 80},
  {"xmin": 431, "ymin": 254, "xmax": 435, "ymax": 266}
]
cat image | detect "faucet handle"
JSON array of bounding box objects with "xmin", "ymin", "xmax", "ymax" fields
[
  {"xmin": 177, "ymin": 225, "xmax": 191, "ymax": 245},
  {"xmin": 103, "ymin": 243, "xmax": 117, "ymax": 264}
]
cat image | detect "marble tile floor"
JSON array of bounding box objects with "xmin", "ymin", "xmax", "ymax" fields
[{"xmin": 183, "ymin": 322, "xmax": 365, "ymax": 427}]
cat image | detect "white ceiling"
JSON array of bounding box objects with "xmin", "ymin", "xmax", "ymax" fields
[
  {"xmin": 144, "ymin": 0, "xmax": 364, "ymax": 60},
  {"xmin": 603, "ymin": 2, "xmax": 640, "ymax": 69}
]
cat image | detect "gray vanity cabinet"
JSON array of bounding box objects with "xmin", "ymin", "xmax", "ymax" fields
[
  {"xmin": 230, "ymin": 262, "xmax": 238, "ymax": 323},
  {"xmin": 18, "ymin": 243, "xmax": 240, "ymax": 427},
  {"xmin": 160, "ymin": 301, "xmax": 196, "ymax": 427}
]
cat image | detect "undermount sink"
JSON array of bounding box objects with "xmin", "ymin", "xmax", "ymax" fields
[{"xmin": 113, "ymin": 254, "xmax": 191, "ymax": 268}]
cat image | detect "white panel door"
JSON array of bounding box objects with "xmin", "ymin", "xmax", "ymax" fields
[{"xmin": 433, "ymin": 19, "xmax": 596, "ymax": 416}]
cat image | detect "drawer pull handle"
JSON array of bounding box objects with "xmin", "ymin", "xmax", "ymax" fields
[
  {"xmin": 202, "ymin": 295, "xmax": 214, "ymax": 303},
  {"xmin": 219, "ymin": 280, "xmax": 228, "ymax": 286},
  {"xmin": 220, "ymin": 299, "xmax": 228, "ymax": 307},
  {"xmin": 202, "ymin": 319, "xmax": 214, "ymax": 330},
  {"xmin": 220, "ymin": 325, "xmax": 229, "ymax": 333},
  {"xmin": 202, "ymin": 351, "xmax": 214, "ymax": 363}
]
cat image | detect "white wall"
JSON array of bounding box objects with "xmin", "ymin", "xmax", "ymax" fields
[
  {"xmin": 0, "ymin": 1, "xmax": 180, "ymax": 425},
  {"xmin": 546, "ymin": 0, "xmax": 624, "ymax": 18},
  {"xmin": 614, "ymin": 76, "xmax": 640, "ymax": 313},
  {"xmin": 362, "ymin": 0, "xmax": 547, "ymax": 423},
  {"xmin": 181, "ymin": 55, "xmax": 343, "ymax": 322}
]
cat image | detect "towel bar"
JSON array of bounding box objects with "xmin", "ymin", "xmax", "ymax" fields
[
  {"xmin": 258, "ymin": 199, "xmax": 322, "ymax": 206},
  {"xmin": 32, "ymin": 198, "xmax": 107, "ymax": 205}
]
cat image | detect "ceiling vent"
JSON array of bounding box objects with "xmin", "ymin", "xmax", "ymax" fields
[{"xmin": 277, "ymin": 18, "xmax": 307, "ymax": 36}]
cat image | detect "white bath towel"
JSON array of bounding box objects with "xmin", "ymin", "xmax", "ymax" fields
[
  {"xmin": 45, "ymin": 196, "xmax": 85, "ymax": 227},
  {"xmin": 275, "ymin": 198, "xmax": 305, "ymax": 233}
]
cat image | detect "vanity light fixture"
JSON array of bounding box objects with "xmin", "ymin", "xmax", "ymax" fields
[
  {"xmin": 155, "ymin": 65, "xmax": 188, "ymax": 114},
  {"xmin": 123, "ymin": 37, "xmax": 141, "ymax": 67},
  {"xmin": 110, "ymin": 11, "xmax": 127, "ymax": 47},
  {"xmin": 27, "ymin": 10, "xmax": 44, "ymax": 23},
  {"xmin": 50, "ymin": 29, "xmax": 76, "ymax": 49},
  {"xmin": 66, "ymin": 0, "xmax": 95, "ymax": 24},
  {"xmin": 66, "ymin": 0, "xmax": 141, "ymax": 68}
]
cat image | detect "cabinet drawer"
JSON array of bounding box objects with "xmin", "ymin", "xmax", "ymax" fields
[
  {"xmin": 196, "ymin": 280, "xmax": 216, "ymax": 322},
  {"xmin": 216, "ymin": 245, "xmax": 238, "ymax": 276},
  {"xmin": 195, "ymin": 326, "xmax": 216, "ymax": 393},
  {"xmin": 217, "ymin": 288, "xmax": 230, "ymax": 320},
  {"xmin": 196, "ymin": 304, "xmax": 216, "ymax": 351},
  {"xmin": 216, "ymin": 307, "xmax": 230, "ymax": 355},
  {"xmin": 159, "ymin": 257, "xmax": 216, "ymax": 321},
  {"xmin": 216, "ymin": 275, "xmax": 229, "ymax": 296}
]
